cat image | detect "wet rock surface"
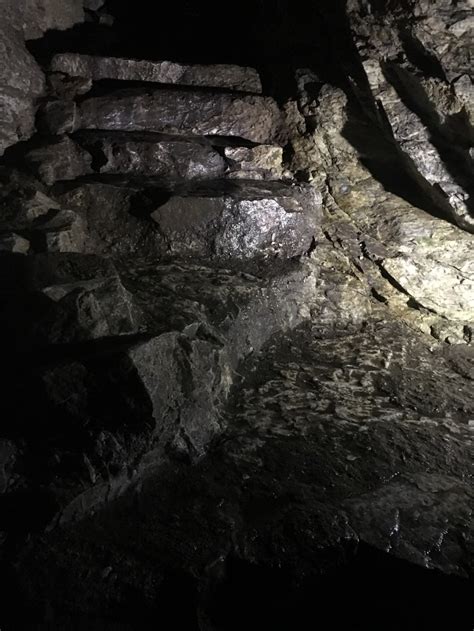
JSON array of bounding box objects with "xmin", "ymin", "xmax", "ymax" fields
[{"xmin": 150, "ymin": 181, "xmax": 321, "ymax": 260}]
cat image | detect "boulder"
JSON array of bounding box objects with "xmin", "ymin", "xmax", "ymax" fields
[{"xmin": 150, "ymin": 182, "xmax": 321, "ymax": 259}]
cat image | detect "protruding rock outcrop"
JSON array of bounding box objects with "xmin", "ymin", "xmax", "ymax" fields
[
  {"xmin": 50, "ymin": 53, "xmax": 263, "ymax": 93},
  {"xmin": 40, "ymin": 89, "xmax": 287, "ymax": 144}
]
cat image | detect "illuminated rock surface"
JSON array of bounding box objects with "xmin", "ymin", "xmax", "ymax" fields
[{"xmin": 0, "ymin": 1, "xmax": 473, "ymax": 629}]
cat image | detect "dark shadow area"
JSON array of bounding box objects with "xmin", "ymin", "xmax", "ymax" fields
[
  {"xmin": 2, "ymin": 543, "xmax": 472, "ymax": 630},
  {"xmin": 341, "ymin": 99, "xmax": 457, "ymax": 223},
  {"xmin": 206, "ymin": 547, "xmax": 474, "ymax": 631}
]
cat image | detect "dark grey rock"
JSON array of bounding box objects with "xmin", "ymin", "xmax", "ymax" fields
[
  {"xmin": 0, "ymin": 0, "xmax": 84, "ymax": 40},
  {"xmin": 0, "ymin": 25, "xmax": 45, "ymax": 155},
  {"xmin": 0, "ymin": 190, "xmax": 60, "ymax": 232},
  {"xmin": 0, "ymin": 233, "xmax": 30, "ymax": 254},
  {"xmin": 38, "ymin": 100, "xmax": 77, "ymax": 135},
  {"xmin": 0, "ymin": 187, "xmax": 85, "ymax": 253},
  {"xmin": 11, "ymin": 319, "xmax": 473, "ymax": 620},
  {"xmin": 47, "ymin": 72, "xmax": 93, "ymax": 101},
  {"xmin": 77, "ymin": 132, "xmax": 226, "ymax": 179},
  {"xmin": 0, "ymin": 253, "xmax": 144, "ymax": 349},
  {"xmin": 50, "ymin": 53, "xmax": 263, "ymax": 93},
  {"xmin": 43, "ymin": 89, "xmax": 286, "ymax": 144},
  {"xmin": 151, "ymin": 182, "xmax": 321, "ymax": 259},
  {"xmin": 25, "ymin": 137, "xmax": 93, "ymax": 185},
  {"xmin": 224, "ymin": 145, "xmax": 284, "ymax": 180},
  {"xmin": 52, "ymin": 181, "xmax": 162, "ymax": 258}
]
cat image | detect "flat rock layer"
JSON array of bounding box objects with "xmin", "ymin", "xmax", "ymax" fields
[
  {"xmin": 150, "ymin": 181, "xmax": 322, "ymax": 259},
  {"xmin": 41, "ymin": 89, "xmax": 286, "ymax": 144},
  {"xmin": 50, "ymin": 53, "xmax": 263, "ymax": 93}
]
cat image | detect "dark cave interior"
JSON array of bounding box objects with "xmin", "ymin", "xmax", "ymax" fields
[{"xmin": 0, "ymin": 0, "xmax": 473, "ymax": 629}]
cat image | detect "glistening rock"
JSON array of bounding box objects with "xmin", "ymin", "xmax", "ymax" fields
[{"xmin": 150, "ymin": 182, "xmax": 321, "ymax": 260}]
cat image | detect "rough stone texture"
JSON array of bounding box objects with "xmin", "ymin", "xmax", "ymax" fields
[
  {"xmin": 347, "ymin": 0, "xmax": 474, "ymax": 232},
  {"xmin": 38, "ymin": 100, "xmax": 78, "ymax": 135},
  {"xmin": 0, "ymin": 233, "xmax": 30, "ymax": 254},
  {"xmin": 47, "ymin": 72, "xmax": 93, "ymax": 101},
  {"xmin": 0, "ymin": 189, "xmax": 60, "ymax": 232},
  {"xmin": 51, "ymin": 181, "xmax": 163, "ymax": 258},
  {"xmin": 77, "ymin": 132, "xmax": 226, "ymax": 179},
  {"xmin": 0, "ymin": 0, "xmax": 84, "ymax": 40},
  {"xmin": 25, "ymin": 136, "xmax": 93, "ymax": 185},
  {"xmin": 0, "ymin": 257, "xmax": 318, "ymax": 533},
  {"xmin": 363, "ymin": 59, "xmax": 473, "ymax": 232},
  {"xmin": 0, "ymin": 2, "xmax": 473, "ymax": 625},
  {"xmin": 0, "ymin": 24, "xmax": 45, "ymax": 155},
  {"xmin": 287, "ymin": 84, "xmax": 474, "ymax": 334},
  {"xmin": 50, "ymin": 53, "xmax": 263, "ymax": 93},
  {"xmin": 42, "ymin": 89, "xmax": 287, "ymax": 144},
  {"xmin": 151, "ymin": 182, "xmax": 321, "ymax": 260},
  {"xmin": 0, "ymin": 253, "xmax": 144, "ymax": 350},
  {"xmin": 9, "ymin": 318, "xmax": 473, "ymax": 626},
  {"xmin": 224, "ymin": 145, "xmax": 284, "ymax": 180}
]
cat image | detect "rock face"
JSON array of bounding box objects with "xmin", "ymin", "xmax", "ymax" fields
[
  {"xmin": 25, "ymin": 136, "xmax": 93, "ymax": 185},
  {"xmin": 0, "ymin": 0, "xmax": 84, "ymax": 40},
  {"xmin": 0, "ymin": 25, "xmax": 44, "ymax": 155},
  {"xmin": 347, "ymin": 0, "xmax": 474, "ymax": 231},
  {"xmin": 0, "ymin": 1, "xmax": 473, "ymax": 628},
  {"xmin": 41, "ymin": 89, "xmax": 287, "ymax": 144},
  {"xmin": 50, "ymin": 53, "xmax": 263, "ymax": 93},
  {"xmin": 151, "ymin": 182, "xmax": 321, "ymax": 259},
  {"xmin": 77, "ymin": 132, "xmax": 227, "ymax": 180}
]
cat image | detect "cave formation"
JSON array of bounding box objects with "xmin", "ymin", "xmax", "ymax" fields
[{"xmin": 0, "ymin": 0, "xmax": 473, "ymax": 629}]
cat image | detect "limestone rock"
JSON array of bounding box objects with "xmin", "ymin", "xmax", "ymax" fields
[
  {"xmin": 50, "ymin": 53, "xmax": 263, "ymax": 93},
  {"xmin": 150, "ymin": 182, "xmax": 321, "ymax": 260},
  {"xmin": 42, "ymin": 89, "xmax": 286, "ymax": 144},
  {"xmin": 77, "ymin": 132, "xmax": 226, "ymax": 179},
  {"xmin": 224, "ymin": 145, "xmax": 284, "ymax": 180},
  {"xmin": 0, "ymin": 25, "xmax": 45, "ymax": 155},
  {"xmin": 25, "ymin": 137, "xmax": 93, "ymax": 185}
]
